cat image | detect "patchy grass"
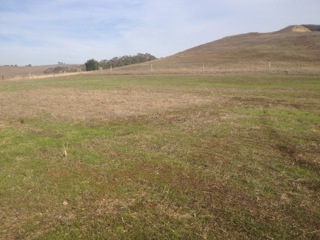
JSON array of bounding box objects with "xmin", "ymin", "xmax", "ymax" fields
[{"xmin": 0, "ymin": 74, "xmax": 319, "ymax": 239}]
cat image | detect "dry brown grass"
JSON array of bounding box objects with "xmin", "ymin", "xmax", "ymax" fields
[
  {"xmin": 112, "ymin": 29, "xmax": 320, "ymax": 75},
  {"xmin": 0, "ymin": 87, "xmax": 221, "ymax": 122},
  {"xmin": 0, "ymin": 65, "xmax": 83, "ymax": 80},
  {"xmin": 0, "ymin": 65, "xmax": 52, "ymax": 76}
]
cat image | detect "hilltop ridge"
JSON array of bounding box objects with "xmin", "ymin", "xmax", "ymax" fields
[{"xmin": 276, "ymin": 25, "xmax": 311, "ymax": 33}]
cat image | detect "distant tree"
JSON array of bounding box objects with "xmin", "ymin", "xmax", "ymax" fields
[{"xmin": 85, "ymin": 59, "xmax": 100, "ymax": 71}]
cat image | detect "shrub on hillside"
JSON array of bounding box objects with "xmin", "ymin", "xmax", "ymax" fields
[{"xmin": 100, "ymin": 53, "xmax": 157, "ymax": 69}]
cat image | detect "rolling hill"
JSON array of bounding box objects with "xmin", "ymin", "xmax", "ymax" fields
[
  {"xmin": 117, "ymin": 25, "xmax": 320, "ymax": 74},
  {"xmin": 2, "ymin": 25, "xmax": 319, "ymax": 78}
]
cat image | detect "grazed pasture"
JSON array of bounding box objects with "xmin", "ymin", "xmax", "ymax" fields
[{"xmin": 0, "ymin": 74, "xmax": 319, "ymax": 239}]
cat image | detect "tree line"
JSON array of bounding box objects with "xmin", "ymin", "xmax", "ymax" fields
[
  {"xmin": 44, "ymin": 66, "xmax": 82, "ymax": 74},
  {"xmin": 85, "ymin": 53, "xmax": 157, "ymax": 71}
]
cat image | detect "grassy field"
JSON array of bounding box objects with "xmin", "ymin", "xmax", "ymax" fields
[{"xmin": 0, "ymin": 73, "xmax": 319, "ymax": 239}]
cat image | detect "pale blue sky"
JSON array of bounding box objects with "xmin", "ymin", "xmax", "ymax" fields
[{"xmin": 1, "ymin": 0, "xmax": 319, "ymax": 65}]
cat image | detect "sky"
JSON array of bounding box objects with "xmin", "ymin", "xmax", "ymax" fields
[{"xmin": 1, "ymin": 0, "xmax": 319, "ymax": 65}]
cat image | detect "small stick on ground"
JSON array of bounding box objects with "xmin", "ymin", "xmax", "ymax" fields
[{"xmin": 63, "ymin": 144, "xmax": 68, "ymax": 158}]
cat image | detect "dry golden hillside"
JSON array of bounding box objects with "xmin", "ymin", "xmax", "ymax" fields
[
  {"xmin": 2, "ymin": 25, "xmax": 319, "ymax": 77},
  {"xmin": 116, "ymin": 25, "xmax": 320, "ymax": 74}
]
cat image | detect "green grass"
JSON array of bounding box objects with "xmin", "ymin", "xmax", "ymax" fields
[
  {"xmin": 2, "ymin": 74, "xmax": 319, "ymax": 92},
  {"xmin": 0, "ymin": 74, "xmax": 319, "ymax": 239}
]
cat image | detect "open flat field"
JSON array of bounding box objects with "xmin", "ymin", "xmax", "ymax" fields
[{"xmin": 0, "ymin": 73, "xmax": 319, "ymax": 239}]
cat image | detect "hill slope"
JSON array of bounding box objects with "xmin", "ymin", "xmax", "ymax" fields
[{"xmin": 118, "ymin": 25, "xmax": 320, "ymax": 73}]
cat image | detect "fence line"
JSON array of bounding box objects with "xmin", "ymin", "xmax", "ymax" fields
[{"xmin": 2, "ymin": 62, "xmax": 320, "ymax": 80}]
